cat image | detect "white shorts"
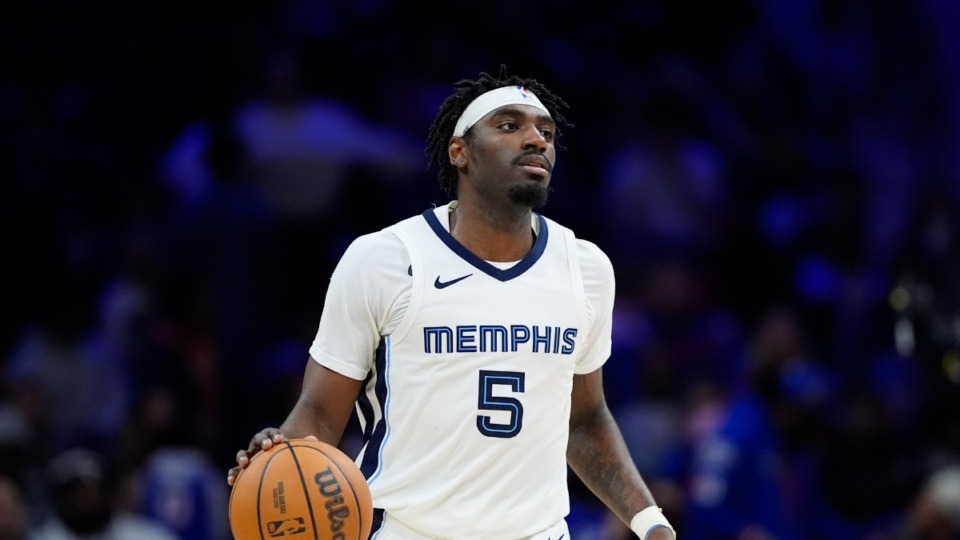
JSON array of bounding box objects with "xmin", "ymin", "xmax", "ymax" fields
[{"xmin": 370, "ymin": 512, "xmax": 570, "ymax": 540}]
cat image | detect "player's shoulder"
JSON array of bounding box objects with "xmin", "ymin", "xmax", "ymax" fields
[
  {"xmin": 541, "ymin": 215, "xmax": 615, "ymax": 282},
  {"xmin": 575, "ymin": 237, "xmax": 615, "ymax": 283},
  {"xmin": 339, "ymin": 207, "xmax": 446, "ymax": 265},
  {"xmin": 545, "ymin": 216, "xmax": 612, "ymax": 262},
  {"xmin": 573, "ymin": 236, "xmax": 612, "ymax": 266},
  {"xmin": 333, "ymin": 228, "xmax": 408, "ymax": 283},
  {"xmin": 341, "ymin": 224, "xmax": 407, "ymax": 257},
  {"xmin": 330, "ymin": 227, "xmax": 411, "ymax": 299}
]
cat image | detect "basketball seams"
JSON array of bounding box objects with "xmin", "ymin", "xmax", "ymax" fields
[
  {"xmin": 290, "ymin": 442, "xmax": 368, "ymax": 540},
  {"xmin": 285, "ymin": 441, "xmax": 321, "ymax": 540},
  {"xmin": 255, "ymin": 448, "xmax": 289, "ymax": 540}
]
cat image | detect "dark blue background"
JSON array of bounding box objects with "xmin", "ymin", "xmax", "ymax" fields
[{"xmin": 2, "ymin": 1, "xmax": 960, "ymax": 539}]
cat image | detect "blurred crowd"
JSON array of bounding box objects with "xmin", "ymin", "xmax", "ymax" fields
[{"xmin": 3, "ymin": 1, "xmax": 960, "ymax": 539}]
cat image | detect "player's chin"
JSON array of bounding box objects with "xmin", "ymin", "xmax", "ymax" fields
[{"xmin": 508, "ymin": 183, "xmax": 551, "ymax": 210}]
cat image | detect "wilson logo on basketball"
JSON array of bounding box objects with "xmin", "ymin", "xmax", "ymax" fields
[
  {"xmin": 266, "ymin": 517, "xmax": 306, "ymax": 536},
  {"xmin": 314, "ymin": 467, "xmax": 350, "ymax": 540}
]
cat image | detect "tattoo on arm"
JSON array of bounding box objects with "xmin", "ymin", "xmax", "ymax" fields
[{"xmin": 567, "ymin": 398, "xmax": 656, "ymax": 525}]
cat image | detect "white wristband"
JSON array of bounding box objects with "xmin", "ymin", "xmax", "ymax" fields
[{"xmin": 630, "ymin": 506, "xmax": 676, "ymax": 540}]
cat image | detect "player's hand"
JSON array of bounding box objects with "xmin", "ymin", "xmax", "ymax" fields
[
  {"xmin": 227, "ymin": 431, "xmax": 321, "ymax": 486},
  {"xmin": 227, "ymin": 428, "xmax": 285, "ymax": 486}
]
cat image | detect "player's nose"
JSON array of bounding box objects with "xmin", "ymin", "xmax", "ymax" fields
[{"xmin": 520, "ymin": 123, "xmax": 548, "ymax": 153}]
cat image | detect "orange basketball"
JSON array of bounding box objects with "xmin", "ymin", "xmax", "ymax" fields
[{"xmin": 229, "ymin": 438, "xmax": 373, "ymax": 540}]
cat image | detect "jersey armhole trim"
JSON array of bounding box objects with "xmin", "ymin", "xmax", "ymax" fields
[
  {"xmin": 384, "ymin": 224, "xmax": 423, "ymax": 342},
  {"xmin": 562, "ymin": 228, "xmax": 590, "ymax": 352}
]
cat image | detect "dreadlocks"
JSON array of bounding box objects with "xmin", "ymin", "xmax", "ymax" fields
[{"xmin": 425, "ymin": 65, "xmax": 572, "ymax": 199}]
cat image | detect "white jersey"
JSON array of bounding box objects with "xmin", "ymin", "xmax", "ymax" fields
[{"xmin": 309, "ymin": 204, "xmax": 615, "ymax": 539}]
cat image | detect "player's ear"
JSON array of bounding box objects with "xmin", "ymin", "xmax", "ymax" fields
[{"xmin": 449, "ymin": 138, "xmax": 467, "ymax": 168}]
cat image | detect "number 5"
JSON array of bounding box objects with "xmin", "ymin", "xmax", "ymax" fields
[{"xmin": 477, "ymin": 370, "xmax": 525, "ymax": 438}]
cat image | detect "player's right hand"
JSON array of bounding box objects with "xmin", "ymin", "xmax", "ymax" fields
[{"xmin": 227, "ymin": 428, "xmax": 285, "ymax": 486}]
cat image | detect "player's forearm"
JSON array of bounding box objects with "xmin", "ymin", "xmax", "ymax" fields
[
  {"xmin": 567, "ymin": 402, "xmax": 657, "ymax": 525},
  {"xmin": 278, "ymin": 359, "xmax": 363, "ymax": 446},
  {"xmin": 279, "ymin": 398, "xmax": 347, "ymax": 446}
]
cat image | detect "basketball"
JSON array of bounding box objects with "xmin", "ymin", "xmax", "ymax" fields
[{"xmin": 229, "ymin": 438, "xmax": 373, "ymax": 540}]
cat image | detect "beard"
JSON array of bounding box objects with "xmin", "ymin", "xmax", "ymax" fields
[{"xmin": 507, "ymin": 182, "xmax": 551, "ymax": 210}]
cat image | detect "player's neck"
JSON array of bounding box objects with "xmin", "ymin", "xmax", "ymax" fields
[{"xmin": 448, "ymin": 200, "xmax": 535, "ymax": 262}]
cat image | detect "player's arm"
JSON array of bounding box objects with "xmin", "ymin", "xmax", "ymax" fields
[
  {"xmin": 569, "ymin": 240, "xmax": 675, "ymax": 537},
  {"xmin": 567, "ymin": 368, "xmax": 676, "ymax": 539},
  {"xmin": 279, "ymin": 359, "xmax": 364, "ymax": 443},
  {"xmin": 228, "ymin": 231, "xmax": 403, "ymax": 486},
  {"xmin": 227, "ymin": 361, "xmax": 363, "ymax": 486}
]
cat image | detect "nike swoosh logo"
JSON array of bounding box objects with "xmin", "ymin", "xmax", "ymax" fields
[{"xmin": 434, "ymin": 274, "xmax": 473, "ymax": 289}]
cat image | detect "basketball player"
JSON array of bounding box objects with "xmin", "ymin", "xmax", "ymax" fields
[{"xmin": 228, "ymin": 67, "xmax": 676, "ymax": 540}]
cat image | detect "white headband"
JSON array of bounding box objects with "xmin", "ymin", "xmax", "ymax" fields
[{"xmin": 453, "ymin": 85, "xmax": 551, "ymax": 137}]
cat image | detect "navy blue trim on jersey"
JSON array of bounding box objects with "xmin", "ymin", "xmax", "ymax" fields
[
  {"xmin": 357, "ymin": 370, "xmax": 376, "ymax": 445},
  {"xmin": 421, "ymin": 208, "xmax": 548, "ymax": 281},
  {"xmin": 368, "ymin": 508, "xmax": 385, "ymax": 539},
  {"xmin": 358, "ymin": 337, "xmax": 389, "ymax": 479}
]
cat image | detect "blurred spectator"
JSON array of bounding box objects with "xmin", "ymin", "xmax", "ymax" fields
[
  {"xmin": 846, "ymin": 112, "xmax": 920, "ymax": 269},
  {"xmin": 609, "ymin": 259, "xmax": 742, "ymax": 473},
  {"xmin": 113, "ymin": 383, "xmax": 230, "ymax": 540},
  {"xmin": 31, "ymin": 448, "xmax": 178, "ymax": 540},
  {"xmin": 0, "ymin": 391, "xmax": 45, "ymax": 531},
  {"xmin": 230, "ymin": 45, "xmax": 423, "ymax": 223},
  {"xmin": 160, "ymin": 43, "xmax": 427, "ymax": 363},
  {"xmin": 111, "ymin": 374, "xmax": 230, "ymax": 540},
  {"xmin": 600, "ymin": 58, "xmax": 729, "ymax": 264},
  {"xmin": 0, "ymin": 474, "xmax": 29, "ymax": 540},
  {"xmin": 137, "ymin": 446, "xmax": 230, "ymax": 540},
  {"xmin": 614, "ymin": 348, "xmax": 683, "ymax": 481},
  {"xmin": 809, "ymin": 388, "xmax": 924, "ymax": 538},
  {"xmin": 229, "ymin": 44, "xmax": 424, "ymax": 328},
  {"xmin": 5, "ymin": 280, "xmax": 129, "ymax": 459},
  {"xmin": 684, "ymin": 306, "xmax": 837, "ymax": 540},
  {"xmin": 894, "ymin": 464, "xmax": 960, "ymax": 540},
  {"xmin": 889, "ymin": 191, "xmax": 960, "ymax": 463},
  {"xmin": 606, "ymin": 256, "xmax": 745, "ymax": 408}
]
